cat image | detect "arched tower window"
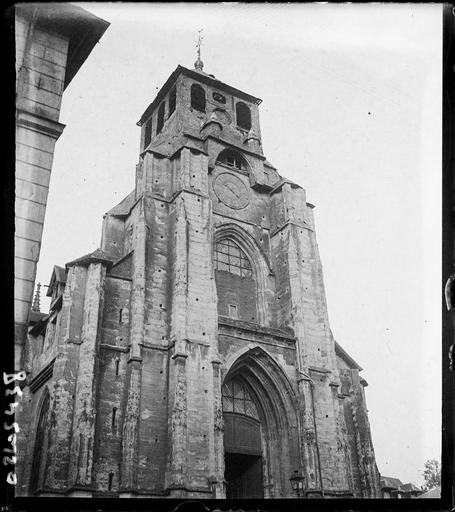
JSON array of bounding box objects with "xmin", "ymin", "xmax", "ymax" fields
[
  {"xmin": 216, "ymin": 148, "xmax": 249, "ymax": 172},
  {"xmin": 169, "ymin": 86, "xmax": 176, "ymax": 116},
  {"xmin": 143, "ymin": 117, "xmax": 152, "ymax": 149},
  {"xmin": 156, "ymin": 101, "xmax": 165, "ymax": 134},
  {"xmin": 30, "ymin": 391, "xmax": 50, "ymax": 493},
  {"xmin": 191, "ymin": 83, "xmax": 206, "ymax": 112},
  {"xmin": 214, "ymin": 238, "xmax": 257, "ymax": 322},
  {"xmin": 236, "ymin": 102, "xmax": 251, "ymax": 130}
]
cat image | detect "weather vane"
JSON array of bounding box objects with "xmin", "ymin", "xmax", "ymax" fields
[{"xmin": 194, "ymin": 28, "xmax": 204, "ymax": 71}]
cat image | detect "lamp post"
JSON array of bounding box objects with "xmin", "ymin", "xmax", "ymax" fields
[{"xmin": 289, "ymin": 470, "xmax": 305, "ymax": 498}]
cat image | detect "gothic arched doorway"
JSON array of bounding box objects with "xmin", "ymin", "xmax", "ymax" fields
[
  {"xmin": 222, "ymin": 376, "xmax": 264, "ymax": 498},
  {"xmin": 222, "ymin": 347, "xmax": 301, "ymax": 498},
  {"xmin": 30, "ymin": 389, "xmax": 50, "ymax": 493}
]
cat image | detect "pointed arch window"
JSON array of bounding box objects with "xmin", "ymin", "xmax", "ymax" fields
[
  {"xmin": 215, "ymin": 239, "xmax": 252, "ymax": 277},
  {"xmin": 222, "ymin": 377, "xmax": 259, "ymax": 420},
  {"xmin": 191, "ymin": 83, "xmax": 206, "ymax": 112}
]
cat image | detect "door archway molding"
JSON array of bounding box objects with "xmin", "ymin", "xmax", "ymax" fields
[{"xmin": 222, "ymin": 345, "xmax": 302, "ymax": 497}]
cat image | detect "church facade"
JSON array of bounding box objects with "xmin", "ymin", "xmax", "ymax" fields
[{"xmin": 17, "ymin": 61, "xmax": 381, "ymax": 499}]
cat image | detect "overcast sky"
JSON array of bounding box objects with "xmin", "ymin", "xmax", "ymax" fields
[{"xmin": 34, "ymin": 3, "xmax": 442, "ymax": 488}]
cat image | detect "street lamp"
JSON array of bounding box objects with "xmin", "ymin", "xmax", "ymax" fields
[{"xmin": 289, "ymin": 470, "xmax": 305, "ymax": 498}]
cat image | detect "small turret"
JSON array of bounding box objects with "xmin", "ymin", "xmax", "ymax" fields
[{"xmin": 32, "ymin": 282, "xmax": 41, "ymax": 312}]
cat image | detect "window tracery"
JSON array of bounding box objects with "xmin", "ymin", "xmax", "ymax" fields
[
  {"xmin": 216, "ymin": 148, "xmax": 248, "ymax": 172},
  {"xmin": 222, "ymin": 377, "xmax": 259, "ymax": 420},
  {"xmin": 215, "ymin": 239, "xmax": 252, "ymax": 277}
]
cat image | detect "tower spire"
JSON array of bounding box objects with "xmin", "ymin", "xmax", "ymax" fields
[
  {"xmin": 194, "ymin": 29, "xmax": 204, "ymax": 71},
  {"xmin": 32, "ymin": 282, "xmax": 41, "ymax": 312}
]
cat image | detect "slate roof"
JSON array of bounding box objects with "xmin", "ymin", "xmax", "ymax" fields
[
  {"xmin": 400, "ymin": 482, "xmax": 422, "ymax": 493},
  {"xmin": 65, "ymin": 248, "xmax": 113, "ymax": 270}
]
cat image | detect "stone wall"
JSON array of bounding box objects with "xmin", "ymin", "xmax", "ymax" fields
[{"xmin": 15, "ymin": 13, "xmax": 68, "ymax": 368}]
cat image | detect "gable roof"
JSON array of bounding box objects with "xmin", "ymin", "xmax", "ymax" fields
[
  {"xmin": 46, "ymin": 265, "xmax": 67, "ymax": 297},
  {"xmin": 380, "ymin": 476, "xmax": 403, "ymax": 490}
]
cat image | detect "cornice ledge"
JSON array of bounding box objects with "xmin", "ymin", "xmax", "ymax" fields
[{"xmin": 16, "ymin": 109, "xmax": 66, "ymax": 139}]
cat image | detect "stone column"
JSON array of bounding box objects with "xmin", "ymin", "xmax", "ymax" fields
[
  {"xmin": 296, "ymin": 375, "xmax": 322, "ymax": 497},
  {"xmin": 166, "ymin": 196, "xmax": 189, "ymax": 496},
  {"xmin": 119, "ymin": 200, "xmax": 146, "ymax": 495},
  {"xmin": 165, "ymin": 148, "xmax": 219, "ymax": 498},
  {"xmin": 210, "ymin": 358, "xmax": 226, "ymax": 498},
  {"xmin": 351, "ymin": 380, "xmax": 381, "ymax": 497}
]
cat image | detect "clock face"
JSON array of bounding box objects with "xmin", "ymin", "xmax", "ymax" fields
[{"xmin": 213, "ymin": 172, "xmax": 250, "ymax": 210}]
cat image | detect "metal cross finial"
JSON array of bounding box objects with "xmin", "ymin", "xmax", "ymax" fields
[
  {"xmin": 194, "ymin": 29, "xmax": 204, "ymax": 71},
  {"xmin": 196, "ymin": 29, "xmax": 203, "ymax": 58}
]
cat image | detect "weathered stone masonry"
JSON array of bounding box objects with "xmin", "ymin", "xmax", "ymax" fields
[{"xmin": 17, "ymin": 61, "xmax": 381, "ymax": 499}]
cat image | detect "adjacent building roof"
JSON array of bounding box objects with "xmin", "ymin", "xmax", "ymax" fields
[
  {"xmin": 15, "ymin": 3, "xmax": 110, "ymax": 89},
  {"xmin": 400, "ymin": 482, "xmax": 422, "ymax": 493},
  {"xmin": 29, "ymin": 310, "xmax": 46, "ymax": 325},
  {"xmin": 138, "ymin": 65, "xmax": 262, "ymax": 126},
  {"xmin": 416, "ymin": 486, "xmax": 440, "ymax": 498},
  {"xmin": 46, "ymin": 265, "xmax": 67, "ymax": 297},
  {"xmin": 380, "ymin": 476, "xmax": 404, "ymax": 490}
]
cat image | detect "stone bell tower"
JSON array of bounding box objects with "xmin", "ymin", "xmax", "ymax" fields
[{"xmin": 19, "ymin": 55, "xmax": 380, "ymax": 499}]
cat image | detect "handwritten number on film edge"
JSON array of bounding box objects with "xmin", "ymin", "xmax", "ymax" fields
[{"xmin": 3, "ymin": 372, "xmax": 26, "ymax": 485}]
